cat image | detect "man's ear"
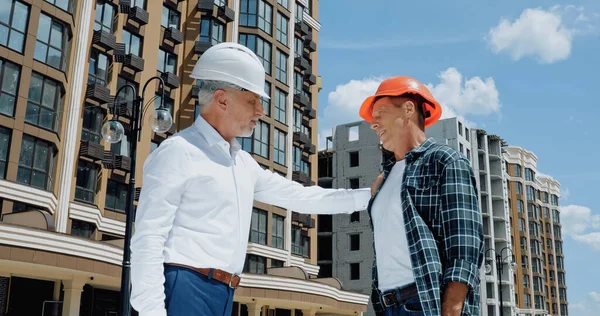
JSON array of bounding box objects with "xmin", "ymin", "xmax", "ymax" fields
[
  {"xmin": 213, "ymin": 90, "xmax": 228, "ymax": 110},
  {"xmin": 403, "ymin": 99, "xmax": 416, "ymax": 118}
]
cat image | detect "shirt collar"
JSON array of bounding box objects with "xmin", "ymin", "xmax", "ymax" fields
[
  {"xmin": 194, "ymin": 115, "xmax": 241, "ymax": 156},
  {"xmin": 405, "ymin": 137, "xmax": 436, "ymax": 163}
]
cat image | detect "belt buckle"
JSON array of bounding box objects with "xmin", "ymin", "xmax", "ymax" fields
[
  {"xmin": 229, "ymin": 274, "xmax": 240, "ymax": 289},
  {"xmin": 381, "ymin": 292, "xmax": 396, "ymax": 308}
]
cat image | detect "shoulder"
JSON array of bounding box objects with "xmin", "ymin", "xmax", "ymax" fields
[{"xmin": 422, "ymin": 142, "xmax": 465, "ymax": 166}]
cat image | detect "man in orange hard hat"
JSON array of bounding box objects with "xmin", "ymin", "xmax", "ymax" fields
[{"xmin": 361, "ymin": 76, "xmax": 484, "ymax": 316}]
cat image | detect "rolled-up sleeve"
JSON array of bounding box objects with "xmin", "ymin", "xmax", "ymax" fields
[
  {"xmin": 130, "ymin": 139, "xmax": 191, "ymax": 316},
  {"xmin": 439, "ymin": 158, "xmax": 484, "ymax": 291}
]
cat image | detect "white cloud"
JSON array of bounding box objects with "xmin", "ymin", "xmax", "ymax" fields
[
  {"xmin": 572, "ymin": 232, "xmax": 600, "ymax": 252},
  {"xmin": 485, "ymin": 5, "xmax": 600, "ymax": 63},
  {"xmin": 318, "ymin": 68, "xmax": 501, "ymax": 149},
  {"xmin": 590, "ymin": 291, "xmax": 600, "ymax": 303},
  {"xmin": 561, "ymin": 205, "xmax": 600, "ymax": 236}
]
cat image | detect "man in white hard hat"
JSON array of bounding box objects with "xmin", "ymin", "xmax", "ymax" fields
[{"xmin": 129, "ymin": 42, "xmax": 373, "ymax": 316}]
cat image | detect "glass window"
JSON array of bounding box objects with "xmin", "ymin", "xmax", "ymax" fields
[
  {"xmin": 17, "ymin": 135, "xmax": 55, "ymax": 190},
  {"xmin": 243, "ymin": 254, "xmax": 266, "ymax": 274},
  {"xmin": 130, "ymin": 0, "xmax": 145, "ymax": 9},
  {"xmin": 294, "ymin": 37, "xmax": 302, "ymax": 58},
  {"xmin": 45, "ymin": 0, "xmax": 70, "ymax": 12},
  {"xmin": 0, "ymin": 126, "xmax": 10, "ymax": 179},
  {"xmin": 274, "ymin": 128, "xmax": 286, "ymax": 165},
  {"xmin": 239, "ymin": 34, "xmax": 271, "ymax": 75},
  {"xmin": 88, "ymin": 50, "xmax": 109, "ymax": 86},
  {"xmin": 161, "ymin": 6, "xmax": 180, "ymax": 30},
  {"xmin": 81, "ymin": 103, "xmax": 104, "ymax": 144},
  {"xmin": 295, "ymin": 3, "xmax": 303, "ymax": 22},
  {"xmin": 258, "ymin": 0, "xmax": 272, "ymax": 34},
  {"xmin": 199, "ymin": 18, "xmax": 225, "ymax": 45},
  {"xmin": 304, "ymin": 0, "xmax": 311, "ymax": 15},
  {"xmin": 253, "ymin": 120, "xmax": 269, "ymax": 158},
  {"xmin": 262, "ymin": 81, "xmax": 271, "ymax": 116},
  {"xmin": 239, "ymin": 0, "xmax": 257, "ymax": 27},
  {"xmin": 0, "ymin": 58, "xmax": 21, "ymax": 117},
  {"xmin": 71, "ymin": 219, "xmax": 95, "ymax": 238},
  {"xmin": 275, "ymin": 49, "xmax": 287, "ymax": 84},
  {"xmin": 34, "ymin": 14, "xmax": 66, "ymax": 70},
  {"xmin": 25, "ymin": 73, "xmax": 62, "ymax": 131},
  {"xmin": 276, "ymin": 12, "xmax": 288, "ymax": 45},
  {"xmin": 157, "ymin": 49, "xmax": 177, "ymax": 74},
  {"xmin": 0, "ymin": 0, "xmax": 29, "ymax": 53},
  {"xmin": 250, "ymin": 208, "xmax": 267, "ymax": 244},
  {"xmin": 122, "ymin": 29, "xmax": 142, "ymax": 56},
  {"xmin": 214, "ymin": 0, "xmax": 226, "ymax": 6},
  {"xmin": 277, "ymin": 0, "xmax": 288, "ymax": 9},
  {"xmin": 94, "ymin": 1, "xmax": 113, "ymax": 33},
  {"xmin": 294, "ymin": 71, "xmax": 302, "ymax": 94},
  {"xmin": 75, "ymin": 160, "xmax": 98, "ymax": 203},
  {"xmin": 272, "ymin": 214, "xmax": 284, "ymax": 249},
  {"xmin": 105, "ymin": 180, "xmax": 128, "ymax": 212},
  {"xmin": 116, "ymin": 76, "xmax": 137, "ymax": 111},
  {"xmin": 274, "ymin": 88, "xmax": 286, "ymax": 124}
]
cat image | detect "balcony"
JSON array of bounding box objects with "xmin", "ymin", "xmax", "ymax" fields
[
  {"xmin": 198, "ymin": 0, "xmax": 214, "ymax": 11},
  {"xmin": 102, "ymin": 151, "xmax": 132, "ymax": 172},
  {"xmin": 295, "ymin": 21, "xmax": 309, "ymax": 35},
  {"xmin": 79, "ymin": 140, "xmax": 104, "ymax": 161},
  {"xmin": 92, "ymin": 30, "xmax": 116, "ymax": 51},
  {"xmin": 164, "ymin": 27, "xmax": 183, "ymax": 45},
  {"xmin": 119, "ymin": 2, "xmax": 149, "ymax": 26},
  {"xmin": 161, "ymin": 72, "xmax": 180, "ymax": 89},
  {"xmin": 292, "ymin": 171, "xmax": 311, "ymax": 185},
  {"xmin": 217, "ymin": 5, "xmax": 235, "ymax": 22},
  {"xmin": 304, "ymin": 37, "xmax": 317, "ymax": 52},
  {"xmin": 294, "ymin": 57, "xmax": 310, "ymax": 71},
  {"xmin": 307, "ymin": 109, "xmax": 316, "ymax": 119},
  {"xmin": 164, "ymin": 0, "xmax": 185, "ymax": 8},
  {"xmin": 195, "ymin": 41, "xmax": 212, "ymax": 55},
  {"xmin": 292, "ymin": 212, "xmax": 316, "ymax": 229},
  {"xmin": 293, "ymin": 93, "xmax": 310, "ymax": 108},
  {"xmin": 86, "ymin": 82, "xmax": 111, "ymax": 104},
  {"xmin": 304, "ymin": 73, "xmax": 317, "ymax": 85},
  {"xmin": 114, "ymin": 44, "xmax": 145, "ymax": 72},
  {"xmin": 293, "ymin": 131, "xmax": 310, "ymax": 145},
  {"xmin": 302, "ymin": 102, "xmax": 313, "ymax": 116},
  {"xmin": 303, "ymin": 144, "xmax": 316, "ymax": 155}
]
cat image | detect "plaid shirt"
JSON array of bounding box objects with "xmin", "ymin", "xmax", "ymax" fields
[{"xmin": 367, "ymin": 138, "xmax": 484, "ymax": 315}]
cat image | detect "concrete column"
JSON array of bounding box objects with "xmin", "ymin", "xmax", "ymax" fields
[
  {"xmin": 246, "ymin": 303, "xmax": 263, "ymax": 316},
  {"xmin": 302, "ymin": 309, "xmax": 317, "ymax": 316},
  {"xmin": 61, "ymin": 279, "xmax": 86, "ymax": 316}
]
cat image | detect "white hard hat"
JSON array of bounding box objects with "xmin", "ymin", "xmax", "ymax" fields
[{"xmin": 190, "ymin": 42, "xmax": 270, "ymax": 99}]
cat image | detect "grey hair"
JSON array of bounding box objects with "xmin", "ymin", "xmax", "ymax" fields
[{"xmin": 196, "ymin": 80, "xmax": 246, "ymax": 109}]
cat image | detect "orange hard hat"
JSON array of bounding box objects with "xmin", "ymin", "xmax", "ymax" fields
[{"xmin": 359, "ymin": 76, "xmax": 442, "ymax": 128}]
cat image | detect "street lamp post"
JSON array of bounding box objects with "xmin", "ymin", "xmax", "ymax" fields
[
  {"xmin": 101, "ymin": 76, "xmax": 173, "ymax": 316},
  {"xmin": 485, "ymin": 247, "xmax": 515, "ymax": 316}
]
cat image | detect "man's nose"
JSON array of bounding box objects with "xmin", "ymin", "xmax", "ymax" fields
[{"xmin": 256, "ymin": 101, "xmax": 265, "ymax": 117}]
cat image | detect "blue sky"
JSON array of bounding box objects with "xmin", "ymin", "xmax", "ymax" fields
[{"xmin": 315, "ymin": 0, "xmax": 600, "ymax": 314}]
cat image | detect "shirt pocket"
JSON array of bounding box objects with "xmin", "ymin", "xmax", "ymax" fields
[{"xmin": 405, "ymin": 174, "xmax": 440, "ymax": 190}]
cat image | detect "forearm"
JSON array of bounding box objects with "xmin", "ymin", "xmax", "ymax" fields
[{"xmin": 441, "ymin": 282, "xmax": 468, "ymax": 316}]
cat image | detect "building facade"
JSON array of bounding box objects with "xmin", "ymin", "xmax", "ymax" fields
[
  {"xmin": 0, "ymin": 0, "xmax": 369, "ymax": 315},
  {"xmin": 317, "ymin": 118, "xmax": 568, "ymax": 316}
]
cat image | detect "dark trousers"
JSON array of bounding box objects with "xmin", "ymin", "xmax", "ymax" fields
[{"xmin": 164, "ymin": 265, "xmax": 235, "ymax": 316}]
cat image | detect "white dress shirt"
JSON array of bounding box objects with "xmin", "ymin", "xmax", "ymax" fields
[
  {"xmin": 370, "ymin": 160, "xmax": 415, "ymax": 292},
  {"xmin": 130, "ymin": 116, "xmax": 371, "ymax": 316}
]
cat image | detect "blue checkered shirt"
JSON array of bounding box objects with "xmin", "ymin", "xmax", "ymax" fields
[{"xmin": 367, "ymin": 138, "xmax": 484, "ymax": 315}]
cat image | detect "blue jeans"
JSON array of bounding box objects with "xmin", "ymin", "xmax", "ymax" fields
[
  {"xmin": 381, "ymin": 295, "xmax": 424, "ymax": 316},
  {"xmin": 164, "ymin": 265, "xmax": 235, "ymax": 316}
]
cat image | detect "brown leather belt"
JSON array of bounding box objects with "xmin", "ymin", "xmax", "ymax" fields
[
  {"xmin": 166, "ymin": 263, "xmax": 241, "ymax": 289},
  {"xmin": 379, "ymin": 283, "xmax": 419, "ymax": 308}
]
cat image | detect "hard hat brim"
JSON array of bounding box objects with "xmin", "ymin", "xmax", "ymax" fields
[{"xmin": 359, "ymin": 92, "xmax": 442, "ymax": 128}]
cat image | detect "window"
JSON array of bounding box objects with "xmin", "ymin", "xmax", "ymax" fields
[
  {"xmin": 294, "ymin": 72, "xmax": 303, "ymax": 95},
  {"xmin": 45, "ymin": 0, "xmax": 70, "ymax": 12},
  {"xmin": 0, "ymin": 0, "xmax": 29, "ymax": 53},
  {"xmin": 34, "ymin": 14, "xmax": 66, "ymax": 70},
  {"xmin": 514, "ymin": 164, "xmax": 521, "ymax": 177},
  {"xmin": 214, "ymin": 0, "xmax": 226, "ymax": 6},
  {"xmin": 516, "ymin": 182, "xmax": 522, "ymax": 194},
  {"xmin": 81, "ymin": 104, "xmax": 104, "ymax": 144},
  {"xmin": 88, "ymin": 50, "xmax": 109, "ymax": 86},
  {"xmin": 199, "ymin": 17, "xmax": 225, "ymax": 45},
  {"xmin": 292, "ymin": 146, "xmax": 309, "ymax": 174},
  {"xmin": 526, "ymin": 185, "xmax": 535, "ymax": 201},
  {"xmin": 465, "ymin": 128, "xmax": 469, "ymax": 141},
  {"xmin": 274, "ymin": 128, "xmax": 286, "ymax": 165},
  {"xmin": 17, "ymin": 135, "xmax": 54, "ymax": 190},
  {"xmin": 116, "ymin": 76, "xmax": 137, "ymax": 112},
  {"xmin": 0, "ymin": 58, "xmax": 20, "ymax": 117},
  {"xmin": 122, "ymin": 30, "xmax": 142, "ymax": 56},
  {"xmin": 350, "ymin": 234, "xmax": 360, "ymax": 251},
  {"xmin": 75, "ymin": 160, "xmax": 98, "ymax": 203},
  {"xmin": 262, "ymin": 81, "xmax": 271, "ymax": 115},
  {"xmin": 239, "ymin": 34, "xmax": 272, "ymax": 75},
  {"xmin": 275, "ymin": 49, "xmax": 287, "ymax": 84},
  {"xmin": 458, "ymin": 122, "xmax": 463, "ymax": 135},
  {"xmin": 349, "ymin": 126, "xmax": 359, "ymax": 141},
  {"xmin": 111, "ymin": 132, "xmax": 130, "ymax": 157},
  {"xmin": 295, "ymin": 3, "xmax": 303, "ymax": 22},
  {"xmin": 349, "ymin": 151, "xmax": 359, "ymax": 167},
  {"xmin": 518, "ymin": 199, "xmax": 524, "ymax": 213},
  {"xmin": 161, "ymin": 6, "xmax": 180, "ymax": 29},
  {"xmin": 130, "ymin": 0, "xmax": 145, "ymax": 8},
  {"xmin": 277, "ymin": 0, "xmax": 288, "ymax": 9},
  {"xmin": 0, "ymin": 127, "xmax": 10, "ymax": 179},
  {"xmin": 71, "ymin": 219, "xmax": 95, "ymax": 238},
  {"xmin": 254, "ymin": 120, "xmax": 269, "ymax": 158},
  {"xmin": 94, "ymin": 1, "xmax": 113, "ymax": 33},
  {"xmin": 291, "ymin": 226, "xmax": 309, "ymax": 257},
  {"xmin": 272, "ymin": 214, "xmax": 284, "ymax": 249},
  {"xmin": 258, "ymin": 0, "xmax": 272, "ymax": 34},
  {"xmin": 25, "ymin": 73, "xmax": 62, "ymax": 131},
  {"xmin": 105, "ymin": 180, "xmax": 128, "ymax": 212},
  {"xmin": 525, "ymin": 168, "xmax": 535, "ymax": 181},
  {"xmin": 293, "ymin": 108, "xmax": 302, "ymax": 133},
  {"xmin": 239, "ymin": 0, "xmax": 257, "ymax": 27},
  {"xmin": 294, "ymin": 37, "xmax": 303, "ymax": 58},
  {"xmin": 349, "ymin": 178, "xmax": 359, "ymax": 189},
  {"xmin": 350, "ymin": 211, "xmax": 360, "ymax": 222},
  {"xmin": 276, "ymin": 12, "xmax": 288, "ymax": 45},
  {"xmin": 459, "ymin": 143, "xmax": 464, "ymax": 154},
  {"xmin": 271, "ymin": 259, "xmax": 284, "ymax": 268},
  {"xmin": 154, "ymin": 94, "xmax": 174, "ymax": 115},
  {"xmin": 157, "ymin": 49, "xmax": 177, "ymax": 74},
  {"xmin": 274, "ymin": 88, "xmax": 287, "ymax": 124},
  {"xmin": 243, "ymin": 255, "xmax": 266, "ymax": 274},
  {"xmin": 350, "ymin": 263, "xmax": 360, "ymax": 280},
  {"xmin": 250, "ymin": 208, "xmax": 267, "ymax": 245},
  {"xmin": 466, "ymin": 148, "xmax": 471, "ymax": 161}
]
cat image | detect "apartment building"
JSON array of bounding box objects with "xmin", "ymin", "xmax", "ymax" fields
[
  {"xmin": 0, "ymin": 0, "xmax": 369, "ymax": 315},
  {"xmin": 504, "ymin": 146, "xmax": 568, "ymax": 316}
]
